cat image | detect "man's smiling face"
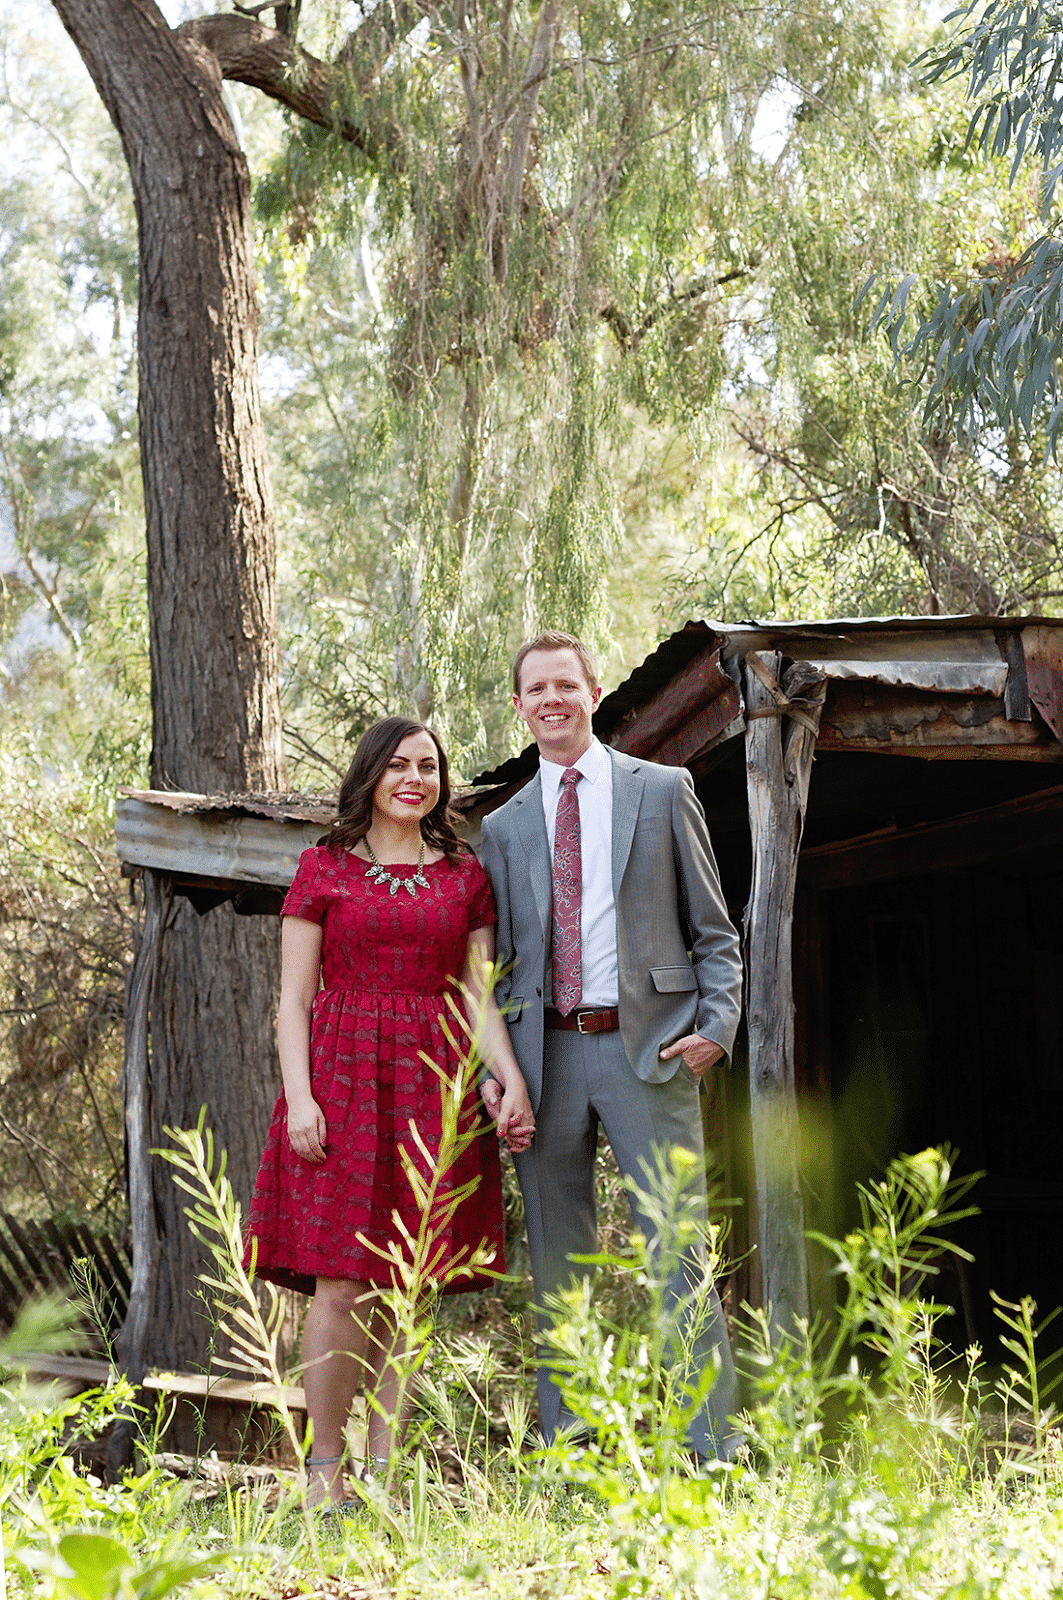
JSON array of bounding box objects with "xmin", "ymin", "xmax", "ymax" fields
[{"xmin": 513, "ymin": 646, "xmax": 602, "ymax": 765}]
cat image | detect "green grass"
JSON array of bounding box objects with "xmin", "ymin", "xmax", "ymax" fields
[{"xmin": 4, "ymin": 1144, "xmax": 1063, "ymax": 1600}]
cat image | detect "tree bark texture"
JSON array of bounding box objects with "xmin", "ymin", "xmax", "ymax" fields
[
  {"xmin": 742, "ymin": 651, "xmax": 827, "ymax": 1338},
  {"xmin": 49, "ymin": 0, "xmax": 284, "ymax": 789},
  {"xmin": 51, "ymin": 0, "xmax": 287, "ymax": 1370}
]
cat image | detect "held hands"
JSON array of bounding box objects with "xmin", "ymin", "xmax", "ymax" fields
[
  {"xmin": 479, "ymin": 1076, "xmax": 535, "ymax": 1153},
  {"xmin": 658, "ymin": 1034, "xmax": 725, "ymax": 1079},
  {"xmin": 287, "ymin": 1095, "xmax": 328, "ymax": 1163}
]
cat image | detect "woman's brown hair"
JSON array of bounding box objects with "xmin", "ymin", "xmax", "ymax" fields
[{"xmin": 324, "ymin": 717, "xmax": 466, "ymax": 859}]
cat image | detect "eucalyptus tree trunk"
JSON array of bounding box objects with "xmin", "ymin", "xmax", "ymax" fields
[{"xmin": 51, "ymin": 0, "xmax": 286, "ymax": 1371}]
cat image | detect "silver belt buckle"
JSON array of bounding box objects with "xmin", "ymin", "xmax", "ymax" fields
[{"xmin": 576, "ymin": 1010, "xmax": 591, "ymax": 1034}]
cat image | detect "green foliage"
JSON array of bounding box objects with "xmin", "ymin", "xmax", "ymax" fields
[
  {"xmin": 924, "ymin": 0, "xmax": 1063, "ymax": 205},
  {"xmin": 0, "ymin": 0, "xmax": 148, "ymax": 1220},
  {"xmin": 873, "ymin": 0, "xmax": 1063, "ymax": 460},
  {"xmin": 532, "ymin": 1145, "xmax": 732, "ymax": 1514},
  {"xmin": 730, "ymin": 0, "xmax": 1063, "ymax": 617},
  {"xmin": 0, "ymin": 1299, "xmax": 235, "ymax": 1600},
  {"xmin": 263, "ymin": 0, "xmax": 1002, "ymax": 768},
  {"xmin": 991, "ymin": 1292, "xmax": 1063, "ymax": 1463},
  {"xmin": 4, "ymin": 1148, "xmax": 1063, "ymax": 1599}
]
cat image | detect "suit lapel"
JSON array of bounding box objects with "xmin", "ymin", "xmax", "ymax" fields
[
  {"xmin": 513, "ymin": 772, "xmax": 551, "ymax": 935},
  {"xmin": 609, "ymin": 749, "xmax": 644, "ymax": 895}
]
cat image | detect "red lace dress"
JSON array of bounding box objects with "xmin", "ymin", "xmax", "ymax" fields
[{"xmin": 244, "ymin": 845, "xmax": 505, "ymax": 1295}]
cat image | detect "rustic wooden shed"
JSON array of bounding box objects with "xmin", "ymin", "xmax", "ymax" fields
[
  {"xmin": 115, "ymin": 612, "xmax": 1063, "ymax": 1374},
  {"xmin": 460, "ymin": 613, "xmax": 1063, "ymax": 1345}
]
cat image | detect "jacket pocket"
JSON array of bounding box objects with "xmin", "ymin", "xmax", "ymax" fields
[
  {"xmin": 503, "ymin": 995, "xmax": 525, "ymax": 1021},
  {"xmin": 650, "ymin": 966, "xmax": 697, "ymax": 993}
]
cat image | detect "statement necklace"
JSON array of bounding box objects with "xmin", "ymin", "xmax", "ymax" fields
[{"xmin": 363, "ymin": 836, "xmax": 430, "ymax": 897}]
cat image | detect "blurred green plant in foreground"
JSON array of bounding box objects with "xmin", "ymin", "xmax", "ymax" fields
[{"xmin": 2, "ymin": 1144, "xmax": 1063, "ymax": 1600}]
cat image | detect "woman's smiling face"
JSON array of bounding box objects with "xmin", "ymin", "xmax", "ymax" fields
[{"xmin": 372, "ymin": 730, "xmax": 442, "ymax": 828}]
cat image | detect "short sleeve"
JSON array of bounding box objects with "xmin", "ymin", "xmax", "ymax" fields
[
  {"xmin": 281, "ymin": 847, "xmax": 331, "ymax": 924},
  {"xmin": 465, "ymin": 854, "xmax": 497, "ymax": 932}
]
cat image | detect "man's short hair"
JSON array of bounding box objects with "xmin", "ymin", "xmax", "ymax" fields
[{"xmin": 512, "ymin": 631, "xmax": 601, "ymax": 696}]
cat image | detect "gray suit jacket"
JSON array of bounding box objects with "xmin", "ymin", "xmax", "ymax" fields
[{"xmin": 480, "ymin": 747, "xmax": 743, "ymax": 1111}]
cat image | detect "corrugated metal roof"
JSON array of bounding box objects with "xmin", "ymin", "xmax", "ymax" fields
[{"xmin": 725, "ymin": 612, "xmax": 1049, "ymax": 633}]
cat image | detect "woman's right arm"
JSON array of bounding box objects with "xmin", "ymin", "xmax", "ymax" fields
[{"xmin": 277, "ymin": 915, "xmax": 327, "ymax": 1163}]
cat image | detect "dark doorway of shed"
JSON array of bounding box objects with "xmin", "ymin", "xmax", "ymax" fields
[{"xmin": 799, "ymin": 862, "xmax": 1063, "ymax": 1361}]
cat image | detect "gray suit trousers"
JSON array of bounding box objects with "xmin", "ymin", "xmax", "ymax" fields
[{"xmin": 514, "ymin": 1026, "xmax": 739, "ymax": 1458}]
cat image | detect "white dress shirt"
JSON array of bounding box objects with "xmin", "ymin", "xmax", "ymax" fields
[{"xmin": 540, "ymin": 737, "xmax": 618, "ymax": 1007}]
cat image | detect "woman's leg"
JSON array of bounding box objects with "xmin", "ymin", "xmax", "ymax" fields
[
  {"xmin": 361, "ymin": 1295, "xmax": 419, "ymax": 1465},
  {"xmin": 300, "ymin": 1276, "xmax": 373, "ymax": 1504}
]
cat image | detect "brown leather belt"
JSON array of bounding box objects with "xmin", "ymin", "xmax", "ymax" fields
[{"xmin": 544, "ymin": 1005, "xmax": 620, "ymax": 1035}]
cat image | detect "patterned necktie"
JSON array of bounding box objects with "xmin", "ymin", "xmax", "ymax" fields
[{"xmin": 552, "ymin": 767, "xmax": 582, "ymax": 1016}]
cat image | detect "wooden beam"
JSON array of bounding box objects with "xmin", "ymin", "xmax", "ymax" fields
[
  {"xmin": 22, "ymin": 1354, "xmax": 116, "ymax": 1388},
  {"xmin": 798, "ymin": 782, "xmax": 1063, "ymax": 890},
  {"xmin": 816, "ymin": 742, "xmax": 1063, "ymax": 763},
  {"xmin": 743, "ymin": 653, "xmax": 827, "ymax": 1335},
  {"xmin": 143, "ymin": 1370, "xmax": 306, "ymax": 1410},
  {"xmin": 108, "ymin": 871, "xmax": 171, "ymax": 1475}
]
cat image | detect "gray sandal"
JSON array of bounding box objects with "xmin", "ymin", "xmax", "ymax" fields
[{"xmin": 306, "ymin": 1453, "xmax": 354, "ymax": 1515}]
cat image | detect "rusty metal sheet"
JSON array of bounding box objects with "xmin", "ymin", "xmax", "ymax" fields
[
  {"xmin": 653, "ymin": 700, "xmax": 745, "ymax": 768},
  {"xmin": 817, "ymin": 680, "xmax": 1062, "ymax": 757},
  {"xmin": 613, "ymin": 646, "xmax": 740, "ymax": 758},
  {"xmin": 802, "ymin": 658, "xmax": 1008, "ymax": 695},
  {"xmin": 1022, "ymin": 624, "xmax": 1063, "ymax": 672},
  {"xmin": 711, "ymin": 612, "xmax": 1053, "ymax": 642},
  {"xmin": 468, "ymin": 614, "xmax": 1063, "ymax": 790},
  {"xmin": 1027, "ymin": 663, "xmax": 1063, "ymax": 742},
  {"xmin": 713, "ymin": 616, "xmax": 1017, "ymax": 669},
  {"xmin": 594, "ymin": 623, "xmax": 727, "ymax": 742}
]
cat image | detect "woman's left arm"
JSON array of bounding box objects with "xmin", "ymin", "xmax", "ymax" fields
[{"xmin": 461, "ymin": 925, "xmax": 535, "ymax": 1150}]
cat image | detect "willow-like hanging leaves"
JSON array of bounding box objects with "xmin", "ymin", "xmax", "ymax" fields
[{"xmin": 257, "ymin": 0, "xmax": 891, "ymax": 755}]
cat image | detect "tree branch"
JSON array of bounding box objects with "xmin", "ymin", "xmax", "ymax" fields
[
  {"xmin": 503, "ymin": 0, "xmax": 556, "ymax": 230},
  {"xmin": 179, "ymin": 14, "xmax": 366, "ymax": 147},
  {"xmin": 601, "ymin": 263, "xmax": 756, "ymax": 351},
  {"xmin": 340, "ymin": 0, "xmax": 435, "ymax": 90}
]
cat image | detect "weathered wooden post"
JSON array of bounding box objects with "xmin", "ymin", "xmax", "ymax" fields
[
  {"xmin": 108, "ymin": 869, "xmax": 171, "ymax": 1473},
  {"xmin": 743, "ymin": 651, "xmax": 827, "ymax": 1337}
]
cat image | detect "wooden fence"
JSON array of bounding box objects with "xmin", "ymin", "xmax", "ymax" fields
[{"xmin": 0, "ymin": 1211, "xmax": 131, "ymax": 1350}]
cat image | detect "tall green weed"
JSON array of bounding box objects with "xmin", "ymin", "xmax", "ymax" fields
[{"xmin": 7, "ymin": 1106, "xmax": 1063, "ymax": 1600}]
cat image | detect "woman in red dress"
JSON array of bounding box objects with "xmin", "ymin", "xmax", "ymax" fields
[{"xmin": 244, "ymin": 717, "xmax": 534, "ymax": 1507}]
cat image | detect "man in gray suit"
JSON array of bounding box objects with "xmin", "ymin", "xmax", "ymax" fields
[{"xmin": 480, "ymin": 630, "xmax": 744, "ymax": 1459}]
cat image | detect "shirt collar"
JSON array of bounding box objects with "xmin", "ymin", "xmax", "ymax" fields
[{"xmin": 539, "ymin": 736, "xmax": 607, "ymax": 791}]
